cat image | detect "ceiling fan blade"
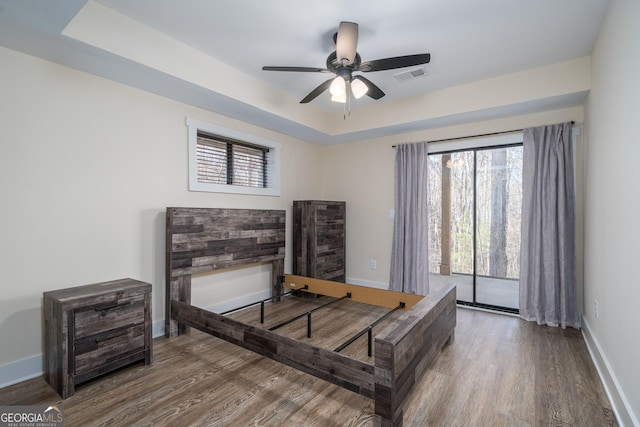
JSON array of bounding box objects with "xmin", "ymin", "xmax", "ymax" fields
[
  {"xmin": 358, "ymin": 53, "xmax": 431, "ymax": 72},
  {"xmin": 353, "ymin": 75, "xmax": 385, "ymax": 100},
  {"xmin": 262, "ymin": 66, "xmax": 331, "ymax": 73},
  {"xmin": 300, "ymin": 78, "xmax": 334, "ymax": 103},
  {"xmin": 336, "ymin": 21, "xmax": 358, "ymax": 66}
]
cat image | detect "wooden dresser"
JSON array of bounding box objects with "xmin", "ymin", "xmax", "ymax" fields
[
  {"xmin": 43, "ymin": 278, "xmax": 152, "ymax": 398},
  {"xmin": 293, "ymin": 200, "xmax": 346, "ymax": 282}
]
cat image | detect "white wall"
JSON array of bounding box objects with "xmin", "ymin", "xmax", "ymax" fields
[
  {"xmin": 583, "ymin": 0, "xmax": 640, "ymax": 424},
  {"xmin": 0, "ymin": 46, "xmax": 323, "ymax": 370}
]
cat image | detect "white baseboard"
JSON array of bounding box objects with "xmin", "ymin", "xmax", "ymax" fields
[
  {"xmin": 582, "ymin": 318, "xmax": 639, "ymax": 427},
  {"xmin": 0, "ymin": 354, "xmax": 43, "ymax": 389},
  {"xmin": 152, "ymin": 319, "xmax": 165, "ymax": 338}
]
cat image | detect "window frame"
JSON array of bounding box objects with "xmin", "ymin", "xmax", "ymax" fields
[{"xmin": 186, "ymin": 117, "xmax": 281, "ymax": 196}]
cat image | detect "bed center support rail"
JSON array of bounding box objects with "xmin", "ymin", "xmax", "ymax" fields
[
  {"xmin": 269, "ymin": 292, "xmax": 352, "ymax": 338},
  {"xmin": 219, "ymin": 289, "xmax": 301, "ymax": 324},
  {"xmin": 334, "ymin": 302, "xmax": 405, "ymax": 356}
]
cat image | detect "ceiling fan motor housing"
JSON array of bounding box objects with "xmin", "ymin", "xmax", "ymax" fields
[
  {"xmin": 327, "ymin": 51, "xmax": 361, "ymax": 72},
  {"xmin": 327, "ymin": 51, "xmax": 361, "ymax": 81}
]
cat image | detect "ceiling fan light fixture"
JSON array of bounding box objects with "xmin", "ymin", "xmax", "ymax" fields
[
  {"xmin": 329, "ymin": 76, "xmax": 346, "ymax": 96},
  {"xmin": 331, "ymin": 91, "xmax": 347, "ymax": 103},
  {"xmin": 351, "ymin": 78, "xmax": 368, "ymax": 99}
]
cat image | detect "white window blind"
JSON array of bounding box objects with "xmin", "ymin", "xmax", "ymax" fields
[
  {"xmin": 231, "ymin": 142, "xmax": 267, "ymax": 187},
  {"xmin": 196, "ymin": 137, "xmax": 227, "ymax": 185}
]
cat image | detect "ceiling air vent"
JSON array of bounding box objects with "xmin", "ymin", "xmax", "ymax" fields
[{"xmin": 394, "ymin": 67, "xmax": 429, "ymax": 82}]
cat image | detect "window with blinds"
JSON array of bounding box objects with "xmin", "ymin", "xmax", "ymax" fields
[
  {"xmin": 196, "ymin": 134, "xmax": 268, "ymax": 188},
  {"xmin": 187, "ymin": 118, "xmax": 281, "ymax": 196}
]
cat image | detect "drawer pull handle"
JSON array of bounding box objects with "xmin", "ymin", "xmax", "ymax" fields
[
  {"xmin": 94, "ymin": 329, "xmax": 130, "ymax": 343},
  {"xmin": 93, "ymin": 301, "xmax": 132, "ymax": 312}
]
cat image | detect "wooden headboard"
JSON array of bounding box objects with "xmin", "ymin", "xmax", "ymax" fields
[{"xmin": 165, "ymin": 207, "xmax": 286, "ymax": 337}]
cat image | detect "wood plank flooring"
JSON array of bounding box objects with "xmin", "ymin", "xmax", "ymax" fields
[{"xmin": 0, "ymin": 299, "xmax": 617, "ymax": 426}]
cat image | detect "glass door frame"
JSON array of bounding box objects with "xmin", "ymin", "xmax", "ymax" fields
[{"xmin": 429, "ymin": 140, "xmax": 523, "ymax": 315}]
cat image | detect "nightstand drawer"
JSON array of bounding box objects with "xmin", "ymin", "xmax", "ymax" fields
[
  {"xmin": 75, "ymin": 324, "xmax": 146, "ymax": 376},
  {"xmin": 74, "ymin": 294, "xmax": 145, "ymax": 338}
]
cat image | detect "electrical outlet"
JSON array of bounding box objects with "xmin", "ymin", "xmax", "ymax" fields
[
  {"xmin": 594, "ymin": 300, "xmax": 599, "ymax": 319},
  {"xmin": 389, "ymin": 210, "xmax": 395, "ymax": 219},
  {"xmin": 370, "ymin": 259, "xmax": 377, "ymax": 270}
]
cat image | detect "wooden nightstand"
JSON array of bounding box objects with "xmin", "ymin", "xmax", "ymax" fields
[{"xmin": 43, "ymin": 278, "xmax": 152, "ymax": 398}]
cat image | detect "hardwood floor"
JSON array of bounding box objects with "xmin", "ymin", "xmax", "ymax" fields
[{"xmin": 0, "ymin": 299, "xmax": 616, "ymax": 426}]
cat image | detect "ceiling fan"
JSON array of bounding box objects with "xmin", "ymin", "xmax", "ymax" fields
[{"xmin": 262, "ymin": 22, "xmax": 431, "ymax": 104}]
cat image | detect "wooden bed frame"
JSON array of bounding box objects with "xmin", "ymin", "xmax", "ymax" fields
[{"xmin": 165, "ymin": 207, "xmax": 456, "ymax": 427}]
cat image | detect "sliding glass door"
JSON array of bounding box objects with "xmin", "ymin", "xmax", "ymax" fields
[{"xmin": 428, "ymin": 144, "xmax": 522, "ymax": 312}]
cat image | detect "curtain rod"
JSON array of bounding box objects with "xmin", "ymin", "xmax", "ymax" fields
[{"xmin": 392, "ymin": 121, "xmax": 575, "ymax": 147}]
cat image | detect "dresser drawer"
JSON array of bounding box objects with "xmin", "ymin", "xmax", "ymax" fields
[
  {"xmin": 74, "ymin": 294, "xmax": 145, "ymax": 338},
  {"xmin": 74, "ymin": 324, "xmax": 146, "ymax": 376}
]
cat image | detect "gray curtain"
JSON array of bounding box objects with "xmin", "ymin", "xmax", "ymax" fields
[
  {"xmin": 390, "ymin": 142, "xmax": 429, "ymax": 295},
  {"xmin": 519, "ymin": 122, "xmax": 579, "ymax": 329}
]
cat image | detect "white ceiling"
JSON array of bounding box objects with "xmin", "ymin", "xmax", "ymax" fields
[{"xmin": 0, "ymin": 0, "xmax": 609, "ymax": 143}]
